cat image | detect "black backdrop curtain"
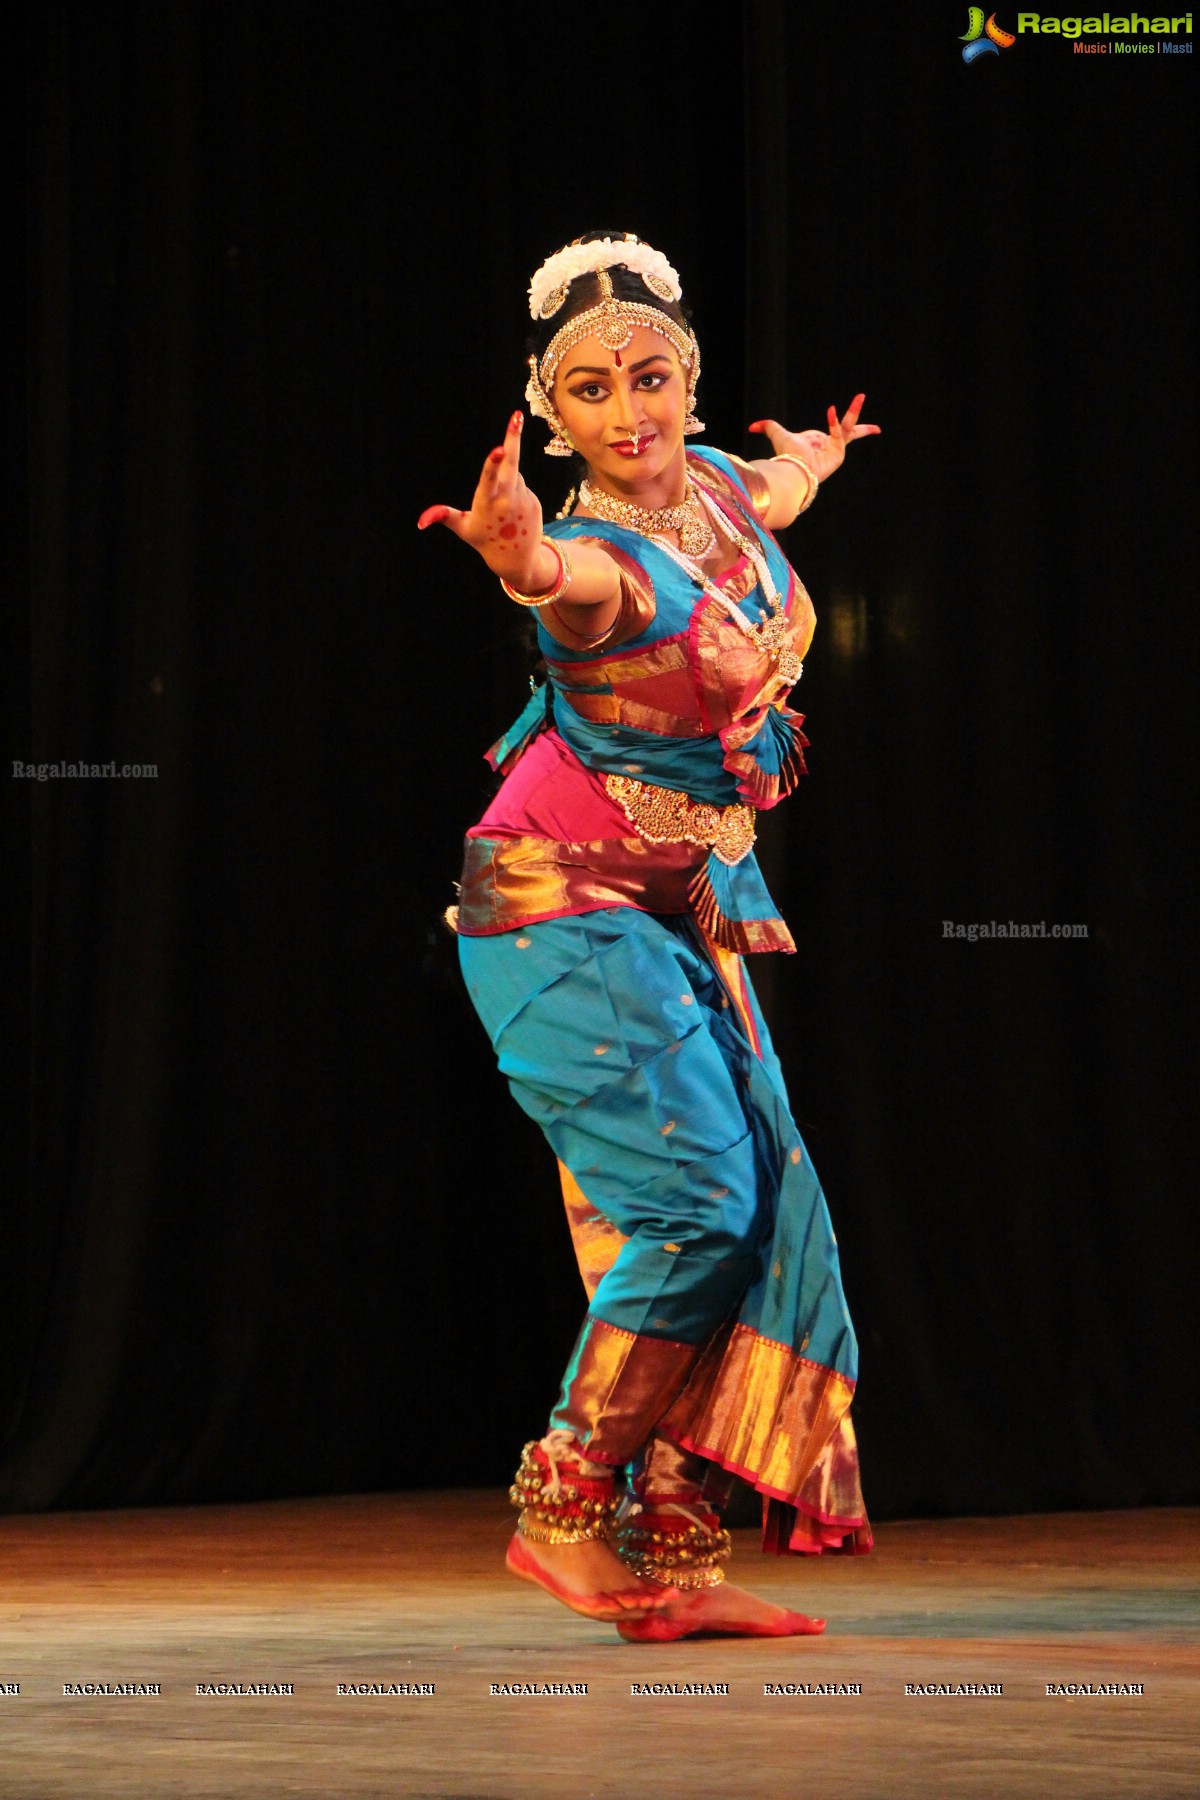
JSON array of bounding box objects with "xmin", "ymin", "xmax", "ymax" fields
[{"xmin": 7, "ymin": 1, "xmax": 1195, "ymax": 1518}]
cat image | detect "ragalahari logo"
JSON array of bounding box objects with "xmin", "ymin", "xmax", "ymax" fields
[{"xmin": 961, "ymin": 8, "xmax": 1017, "ymax": 59}]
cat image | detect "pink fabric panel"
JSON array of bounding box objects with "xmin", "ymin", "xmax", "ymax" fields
[{"xmin": 469, "ymin": 729, "xmax": 632, "ymax": 842}]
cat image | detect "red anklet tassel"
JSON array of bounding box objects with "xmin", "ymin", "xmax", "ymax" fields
[
  {"xmin": 509, "ymin": 1436, "xmax": 620, "ymax": 1546},
  {"xmin": 616, "ymin": 1502, "xmax": 732, "ymax": 1589}
]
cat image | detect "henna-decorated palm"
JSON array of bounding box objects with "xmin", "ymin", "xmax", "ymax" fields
[
  {"xmin": 417, "ymin": 410, "xmax": 545, "ymax": 590},
  {"xmin": 749, "ymin": 392, "xmax": 880, "ymax": 483}
]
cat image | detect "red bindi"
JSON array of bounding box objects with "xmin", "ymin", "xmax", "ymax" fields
[{"xmin": 614, "ymin": 350, "xmax": 622, "ymax": 366}]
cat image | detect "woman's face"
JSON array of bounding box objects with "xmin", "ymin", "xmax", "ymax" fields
[{"xmin": 551, "ymin": 323, "xmax": 689, "ymax": 487}]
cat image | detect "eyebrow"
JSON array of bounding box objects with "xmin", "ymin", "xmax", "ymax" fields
[{"xmin": 562, "ymin": 353, "xmax": 672, "ymax": 378}]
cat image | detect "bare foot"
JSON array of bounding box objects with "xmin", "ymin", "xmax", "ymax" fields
[
  {"xmin": 615, "ymin": 1579, "xmax": 825, "ymax": 1641},
  {"xmin": 506, "ymin": 1533, "xmax": 678, "ymax": 1623}
]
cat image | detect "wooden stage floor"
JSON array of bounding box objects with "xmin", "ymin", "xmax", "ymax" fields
[{"xmin": 0, "ymin": 1494, "xmax": 1196, "ymax": 1800}]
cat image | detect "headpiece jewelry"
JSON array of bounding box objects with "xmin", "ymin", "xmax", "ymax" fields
[
  {"xmin": 528, "ymin": 234, "xmax": 682, "ymax": 318},
  {"xmin": 524, "ymin": 234, "xmax": 705, "ymax": 455}
]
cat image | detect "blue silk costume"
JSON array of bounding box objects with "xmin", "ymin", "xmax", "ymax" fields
[{"xmin": 456, "ymin": 448, "xmax": 870, "ymax": 1553}]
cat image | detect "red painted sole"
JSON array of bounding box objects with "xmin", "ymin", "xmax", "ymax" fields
[{"xmin": 617, "ymin": 1607, "xmax": 826, "ymax": 1642}]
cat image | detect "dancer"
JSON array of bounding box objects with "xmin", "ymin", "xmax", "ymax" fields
[{"xmin": 419, "ymin": 232, "xmax": 878, "ymax": 1641}]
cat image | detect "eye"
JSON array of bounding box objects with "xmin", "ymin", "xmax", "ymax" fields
[
  {"xmin": 569, "ymin": 382, "xmax": 607, "ymax": 402},
  {"xmin": 637, "ymin": 371, "xmax": 668, "ymax": 389}
]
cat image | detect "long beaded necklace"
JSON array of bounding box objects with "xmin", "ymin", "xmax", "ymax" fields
[
  {"xmin": 577, "ymin": 476, "xmax": 717, "ymax": 559},
  {"xmin": 648, "ymin": 485, "xmax": 803, "ymax": 685}
]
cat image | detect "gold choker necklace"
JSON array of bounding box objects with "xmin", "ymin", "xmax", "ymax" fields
[{"xmin": 577, "ymin": 476, "xmax": 716, "ymax": 559}]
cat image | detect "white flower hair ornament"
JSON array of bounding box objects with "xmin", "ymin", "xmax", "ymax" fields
[{"xmin": 528, "ymin": 234, "xmax": 682, "ymax": 320}]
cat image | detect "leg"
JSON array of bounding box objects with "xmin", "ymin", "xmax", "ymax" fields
[
  {"xmin": 462, "ymin": 911, "xmax": 768, "ymax": 1621},
  {"xmin": 505, "ymin": 1430, "xmax": 675, "ymax": 1621},
  {"xmin": 614, "ymin": 1435, "xmax": 825, "ymax": 1641},
  {"xmin": 460, "ymin": 909, "xmax": 866, "ymax": 1627}
]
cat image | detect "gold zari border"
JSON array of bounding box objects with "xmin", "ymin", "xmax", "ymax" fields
[
  {"xmin": 455, "ymin": 833, "xmax": 699, "ymax": 935},
  {"xmin": 557, "ymin": 1162, "xmax": 627, "ymax": 1301},
  {"xmin": 550, "ymin": 1315, "xmax": 701, "ymax": 1466},
  {"xmin": 662, "ymin": 1321, "xmax": 867, "ymax": 1524}
]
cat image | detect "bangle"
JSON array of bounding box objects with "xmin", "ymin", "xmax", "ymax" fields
[
  {"xmin": 500, "ymin": 538, "xmax": 572, "ymax": 607},
  {"xmin": 773, "ymin": 453, "xmax": 818, "ymax": 514}
]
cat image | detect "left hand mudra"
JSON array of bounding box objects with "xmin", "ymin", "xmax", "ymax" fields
[{"xmin": 749, "ymin": 393, "xmax": 880, "ymax": 482}]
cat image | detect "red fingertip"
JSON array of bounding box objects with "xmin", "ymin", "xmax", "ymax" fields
[
  {"xmin": 748, "ymin": 420, "xmax": 767, "ymax": 431},
  {"xmin": 490, "ymin": 447, "xmax": 505, "ymax": 463},
  {"xmin": 417, "ymin": 505, "xmax": 447, "ymax": 530},
  {"xmin": 510, "ymin": 411, "xmax": 523, "ymax": 430}
]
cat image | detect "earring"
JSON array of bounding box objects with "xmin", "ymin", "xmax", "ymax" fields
[
  {"xmin": 683, "ymin": 410, "xmax": 706, "ymax": 436},
  {"xmin": 544, "ymin": 429, "xmax": 574, "ymax": 457}
]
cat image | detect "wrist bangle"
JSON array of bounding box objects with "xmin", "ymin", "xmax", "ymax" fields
[
  {"xmin": 773, "ymin": 453, "xmax": 818, "ymax": 513},
  {"xmin": 500, "ymin": 538, "xmax": 572, "ymax": 607}
]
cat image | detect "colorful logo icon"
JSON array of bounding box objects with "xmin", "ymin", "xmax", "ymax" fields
[{"xmin": 960, "ymin": 8, "xmax": 1016, "ymax": 61}]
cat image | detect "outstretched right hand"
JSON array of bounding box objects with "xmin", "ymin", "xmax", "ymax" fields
[{"xmin": 417, "ymin": 410, "xmax": 549, "ymax": 592}]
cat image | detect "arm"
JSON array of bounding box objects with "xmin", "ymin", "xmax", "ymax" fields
[
  {"xmin": 417, "ymin": 410, "xmax": 622, "ymax": 642},
  {"xmin": 744, "ymin": 393, "xmax": 881, "ymax": 531}
]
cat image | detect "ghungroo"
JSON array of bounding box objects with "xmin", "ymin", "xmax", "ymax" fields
[
  {"xmin": 509, "ymin": 1433, "xmax": 620, "ymax": 1546},
  {"xmin": 615, "ymin": 1502, "xmax": 732, "ymax": 1589}
]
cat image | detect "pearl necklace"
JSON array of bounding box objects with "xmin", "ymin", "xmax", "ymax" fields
[{"xmin": 577, "ymin": 476, "xmax": 717, "ymax": 559}]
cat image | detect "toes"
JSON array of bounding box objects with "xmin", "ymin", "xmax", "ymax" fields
[
  {"xmin": 783, "ymin": 1611, "xmax": 825, "ymax": 1635},
  {"xmin": 610, "ymin": 1587, "xmax": 670, "ymax": 1613}
]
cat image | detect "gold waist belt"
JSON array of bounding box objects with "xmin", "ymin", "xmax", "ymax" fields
[{"xmin": 605, "ymin": 774, "xmax": 756, "ymax": 868}]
